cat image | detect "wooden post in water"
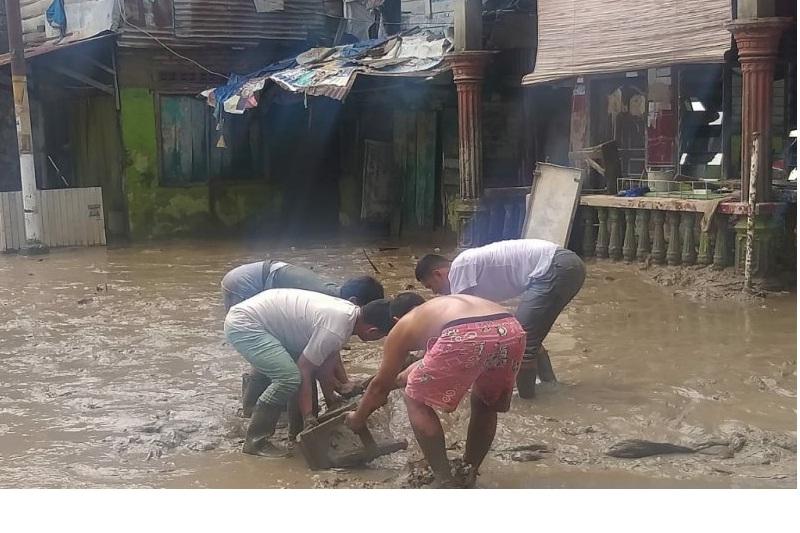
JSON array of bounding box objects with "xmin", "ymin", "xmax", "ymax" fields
[{"xmin": 743, "ymin": 132, "xmax": 759, "ymax": 291}]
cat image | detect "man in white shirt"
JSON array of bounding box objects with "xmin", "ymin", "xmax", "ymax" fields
[
  {"xmin": 224, "ymin": 289, "xmax": 424, "ymax": 457},
  {"xmin": 414, "ymin": 239, "xmax": 585, "ymax": 399},
  {"xmin": 221, "ymin": 259, "xmax": 384, "ymax": 416}
]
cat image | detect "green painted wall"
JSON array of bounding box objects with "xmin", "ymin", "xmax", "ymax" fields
[{"xmin": 119, "ymin": 88, "xmax": 279, "ymax": 239}]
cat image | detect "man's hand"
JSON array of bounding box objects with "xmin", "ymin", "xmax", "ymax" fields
[
  {"xmin": 335, "ymin": 379, "xmax": 364, "ymax": 399},
  {"xmin": 344, "ymin": 412, "xmax": 366, "ymax": 432}
]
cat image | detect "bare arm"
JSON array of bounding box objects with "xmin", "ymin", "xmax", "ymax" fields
[
  {"xmin": 316, "ymin": 353, "xmax": 343, "ymax": 408},
  {"xmin": 296, "ymin": 355, "xmax": 317, "ymax": 418},
  {"xmin": 347, "ymin": 322, "xmax": 413, "ymax": 429}
]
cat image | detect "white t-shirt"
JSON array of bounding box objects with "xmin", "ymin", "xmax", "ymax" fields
[
  {"xmin": 225, "ymin": 288, "xmax": 358, "ymax": 366},
  {"xmin": 448, "ymin": 239, "xmax": 559, "ymax": 302}
]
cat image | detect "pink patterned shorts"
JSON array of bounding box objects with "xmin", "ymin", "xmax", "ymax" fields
[{"xmin": 404, "ymin": 314, "xmax": 526, "ymax": 413}]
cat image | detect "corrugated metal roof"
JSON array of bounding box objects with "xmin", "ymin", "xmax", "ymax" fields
[
  {"xmin": 173, "ymin": 0, "xmax": 326, "ymax": 42},
  {"xmin": 0, "ymin": 31, "xmax": 114, "ymax": 66}
]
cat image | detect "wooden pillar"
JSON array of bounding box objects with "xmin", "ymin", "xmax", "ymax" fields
[
  {"xmin": 636, "ymin": 210, "xmax": 651, "ymax": 261},
  {"xmin": 581, "ymin": 207, "xmax": 595, "ymax": 258},
  {"xmin": 651, "ymin": 210, "xmax": 666, "ymax": 264},
  {"xmin": 595, "ymin": 207, "xmax": 609, "ymax": 258},
  {"xmin": 666, "ymin": 211, "xmax": 681, "ymax": 265},
  {"xmin": 726, "ymin": 17, "xmax": 791, "ymax": 201},
  {"xmin": 680, "ymin": 212, "xmax": 697, "ymax": 265},
  {"xmin": 622, "ymin": 209, "xmax": 636, "ymax": 262},
  {"xmin": 608, "ymin": 209, "xmax": 622, "ymax": 260},
  {"xmin": 448, "ymin": 51, "xmax": 493, "ymax": 248}
]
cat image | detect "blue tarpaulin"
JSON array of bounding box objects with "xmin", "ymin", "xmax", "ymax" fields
[{"xmin": 46, "ymin": 0, "xmax": 67, "ymax": 34}]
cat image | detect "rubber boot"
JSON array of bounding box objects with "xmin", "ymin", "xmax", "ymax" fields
[
  {"xmin": 516, "ymin": 357, "xmax": 538, "ymax": 399},
  {"xmin": 241, "ymin": 370, "xmax": 271, "ymax": 418},
  {"xmin": 242, "ymin": 401, "xmax": 290, "ymax": 458},
  {"xmin": 536, "ymin": 346, "xmax": 557, "ymax": 383},
  {"xmin": 287, "ymin": 398, "xmax": 304, "ymax": 442}
]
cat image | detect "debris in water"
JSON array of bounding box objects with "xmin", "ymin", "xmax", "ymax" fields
[
  {"xmin": 606, "ymin": 439, "xmax": 695, "ymax": 458},
  {"xmin": 362, "ymin": 248, "xmax": 380, "ymax": 274},
  {"xmin": 77, "ymin": 297, "xmax": 94, "ymax": 305}
]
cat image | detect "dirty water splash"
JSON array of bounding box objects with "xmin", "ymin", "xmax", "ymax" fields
[{"xmin": 0, "ymin": 241, "xmax": 795, "ymax": 488}]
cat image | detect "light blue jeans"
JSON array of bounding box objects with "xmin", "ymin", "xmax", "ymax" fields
[{"xmin": 224, "ymin": 326, "xmax": 301, "ymax": 407}]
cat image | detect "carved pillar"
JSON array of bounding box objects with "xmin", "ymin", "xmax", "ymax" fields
[
  {"xmin": 726, "ymin": 18, "xmax": 791, "ymax": 201},
  {"xmin": 698, "ymin": 224, "xmax": 713, "ymax": 266},
  {"xmin": 666, "ymin": 211, "xmax": 681, "ymax": 265},
  {"xmin": 713, "ymin": 216, "xmax": 729, "ymax": 270},
  {"xmin": 680, "ymin": 212, "xmax": 697, "ymax": 265},
  {"xmin": 595, "ymin": 207, "xmax": 609, "ymax": 258},
  {"xmin": 651, "ymin": 210, "xmax": 666, "ymax": 264},
  {"xmin": 581, "ymin": 207, "xmax": 596, "ymax": 258},
  {"xmin": 448, "ymin": 52, "xmax": 493, "ymax": 248},
  {"xmin": 608, "ymin": 209, "xmax": 622, "ymax": 260},
  {"xmin": 636, "ymin": 210, "xmax": 651, "ymax": 261},
  {"xmin": 622, "ymin": 209, "xmax": 636, "ymax": 262}
]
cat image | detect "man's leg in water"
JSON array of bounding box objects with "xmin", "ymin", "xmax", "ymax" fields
[
  {"xmin": 403, "ymin": 393, "xmax": 454, "ymax": 487},
  {"xmin": 463, "ymin": 392, "xmax": 499, "ymax": 480}
]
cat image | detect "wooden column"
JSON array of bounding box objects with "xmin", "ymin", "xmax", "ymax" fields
[
  {"xmin": 651, "ymin": 210, "xmax": 666, "ymax": 264},
  {"xmin": 622, "ymin": 209, "xmax": 636, "ymax": 262},
  {"xmin": 608, "ymin": 209, "xmax": 622, "ymax": 260},
  {"xmin": 595, "ymin": 207, "xmax": 609, "ymax": 258},
  {"xmin": 636, "ymin": 210, "xmax": 651, "ymax": 261},
  {"xmin": 447, "ymin": 51, "xmax": 493, "ymax": 248},
  {"xmin": 726, "ymin": 17, "xmax": 791, "ymax": 201},
  {"xmin": 666, "ymin": 211, "xmax": 681, "ymax": 265}
]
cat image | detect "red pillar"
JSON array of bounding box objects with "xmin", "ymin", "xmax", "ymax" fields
[
  {"xmin": 447, "ymin": 51, "xmax": 493, "ymax": 247},
  {"xmin": 726, "ymin": 18, "xmax": 791, "ymax": 202}
]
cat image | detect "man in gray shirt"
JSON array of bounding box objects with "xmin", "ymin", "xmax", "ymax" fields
[{"xmin": 221, "ymin": 259, "xmax": 384, "ymax": 416}]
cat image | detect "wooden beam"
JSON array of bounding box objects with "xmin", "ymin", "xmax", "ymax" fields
[
  {"xmin": 84, "ymin": 57, "xmax": 115, "ymax": 76},
  {"xmin": 49, "ymin": 65, "xmax": 114, "ymax": 95}
]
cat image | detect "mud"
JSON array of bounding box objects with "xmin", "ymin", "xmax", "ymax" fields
[
  {"xmin": 0, "ymin": 240, "xmax": 796, "ymax": 488},
  {"xmin": 639, "ymin": 262, "xmax": 791, "ymax": 301}
]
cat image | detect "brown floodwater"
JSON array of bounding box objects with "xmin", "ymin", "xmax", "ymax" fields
[{"xmin": 0, "ymin": 240, "xmax": 796, "ymax": 488}]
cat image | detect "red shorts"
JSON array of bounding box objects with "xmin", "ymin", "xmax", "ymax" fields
[{"xmin": 404, "ymin": 314, "xmax": 526, "ymax": 413}]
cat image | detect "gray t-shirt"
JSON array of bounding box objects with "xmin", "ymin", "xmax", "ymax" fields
[{"xmin": 225, "ymin": 289, "xmax": 358, "ymax": 366}]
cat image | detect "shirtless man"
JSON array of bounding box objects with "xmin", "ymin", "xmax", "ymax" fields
[
  {"xmin": 346, "ymin": 294, "xmax": 526, "ymax": 488},
  {"xmin": 221, "ymin": 259, "xmax": 384, "ymax": 416},
  {"xmin": 414, "ymin": 239, "xmax": 585, "ymax": 398},
  {"xmin": 225, "ymin": 289, "xmax": 422, "ymax": 458}
]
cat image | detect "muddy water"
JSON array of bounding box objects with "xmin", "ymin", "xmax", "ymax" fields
[{"xmin": 0, "ymin": 241, "xmax": 795, "ymax": 488}]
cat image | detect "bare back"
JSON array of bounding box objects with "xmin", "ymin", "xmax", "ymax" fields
[{"xmin": 392, "ymin": 295, "xmax": 510, "ymax": 351}]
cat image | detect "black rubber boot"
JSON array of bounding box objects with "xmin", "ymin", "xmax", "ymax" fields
[
  {"xmin": 536, "ymin": 346, "xmax": 557, "ymax": 383},
  {"xmin": 241, "ymin": 371, "xmax": 271, "ymax": 418},
  {"xmin": 242, "ymin": 401, "xmax": 290, "ymax": 458},
  {"xmin": 287, "ymin": 398, "xmax": 304, "ymax": 442},
  {"xmin": 516, "ymin": 357, "xmax": 538, "ymax": 399}
]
